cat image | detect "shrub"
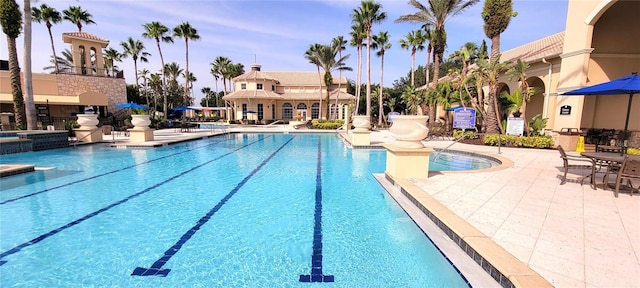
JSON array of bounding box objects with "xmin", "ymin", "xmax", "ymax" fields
[
  {"xmin": 311, "ymin": 120, "xmax": 343, "ymax": 129},
  {"xmin": 453, "ymin": 130, "xmax": 477, "ymax": 139},
  {"xmin": 484, "ymin": 134, "xmax": 554, "ymax": 148}
]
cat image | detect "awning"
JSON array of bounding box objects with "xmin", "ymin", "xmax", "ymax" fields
[{"xmin": 0, "ymin": 91, "xmax": 109, "ymax": 106}]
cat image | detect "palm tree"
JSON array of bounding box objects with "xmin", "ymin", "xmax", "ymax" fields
[
  {"xmin": 421, "ymin": 26, "xmax": 433, "ymax": 86},
  {"xmin": 103, "ymin": 47, "xmax": 121, "ymax": 77},
  {"xmin": 142, "ymin": 21, "xmax": 173, "ymax": 116},
  {"xmin": 352, "ymin": 0, "xmax": 386, "ymax": 117},
  {"xmin": 164, "ymin": 62, "xmax": 183, "ymax": 108},
  {"xmin": 22, "ymin": 0, "xmax": 36, "ymax": 130},
  {"xmin": 304, "ymin": 44, "xmax": 352, "ymax": 119},
  {"xmin": 396, "ymin": 0, "xmax": 479, "ymax": 127},
  {"xmin": 482, "ymin": 0, "xmax": 516, "ymax": 61},
  {"xmin": 138, "ymin": 68, "xmax": 150, "ymax": 106},
  {"xmin": 0, "ymin": 0, "xmax": 25, "ymax": 129},
  {"xmin": 149, "ymin": 73, "xmax": 162, "ymax": 111},
  {"xmin": 506, "ymin": 59, "xmax": 531, "ymax": 134},
  {"xmin": 349, "ymin": 23, "xmax": 365, "ymax": 115},
  {"xmin": 476, "ymin": 55, "xmax": 509, "ymax": 134},
  {"xmin": 201, "ymin": 87, "xmax": 212, "ymax": 107},
  {"xmin": 304, "ymin": 43, "xmax": 325, "ymax": 117},
  {"xmin": 331, "ymin": 35, "xmax": 347, "ymax": 119},
  {"xmin": 211, "ymin": 56, "xmax": 232, "ymax": 117},
  {"xmin": 399, "ymin": 30, "xmax": 424, "ymax": 87},
  {"xmin": 228, "ymin": 63, "xmax": 244, "ymax": 92},
  {"xmin": 372, "ymin": 31, "xmax": 391, "ymax": 126},
  {"xmin": 120, "ymin": 37, "xmax": 150, "ymax": 90},
  {"xmin": 209, "ymin": 66, "xmax": 220, "ymax": 107},
  {"xmin": 62, "ymin": 6, "xmax": 95, "ymax": 32},
  {"xmin": 173, "ymin": 22, "xmax": 200, "ymax": 104},
  {"xmin": 401, "ymin": 85, "xmax": 422, "ymax": 115},
  {"xmin": 32, "ymin": 4, "xmax": 61, "ymax": 74}
]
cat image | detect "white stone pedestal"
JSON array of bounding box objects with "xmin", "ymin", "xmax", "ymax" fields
[
  {"xmin": 352, "ymin": 130, "xmax": 371, "ymax": 146},
  {"xmin": 128, "ymin": 129, "xmax": 154, "ymax": 142},
  {"xmin": 383, "ymin": 144, "xmax": 434, "ymax": 179},
  {"xmin": 74, "ymin": 129, "xmax": 103, "ymax": 142}
]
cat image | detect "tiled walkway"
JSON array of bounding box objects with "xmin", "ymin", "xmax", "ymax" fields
[{"xmin": 104, "ymin": 127, "xmax": 640, "ymax": 287}]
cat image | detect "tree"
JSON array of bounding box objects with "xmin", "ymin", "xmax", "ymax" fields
[
  {"xmin": 401, "ymin": 85, "xmax": 421, "ymax": 115},
  {"xmin": 482, "ymin": 0, "xmax": 516, "ymax": 61},
  {"xmin": 62, "ymin": 6, "xmax": 95, "ymax": 32},
  {"xmin": 138, "ymin": 68, "xmax": 150, "ymax": 107},
  {"xmin": 304, "ymin": 44, "xmax": 352, "ymax": 119},
  {"xmin": 331, "ymin": 35, "xmax": 347, "ymax": 119},
  {"xmin": 142, "ymin": 21, "xmax": 173, "ymax": 115},
  {"xmin": 399, "ymin": 30, "xmax": 424, "ymax": 87},
  {"xmin": 476, "ymin": 55, "xmax": 509, "ymax": 134},
  {"xmin": 149, "ymin": 73, "xmax": 162, "ymax": 111},
  {"xmin": 506, "ymin": 58, "xmax": 531, "ymax": 134},
  {"xmin": 396, "ymin": 0, "xmax": 479, "ymax": 127},
  {"xmin": 349, "ymin": 23, "xmax": 365, "ymax": 115},
  {"xmin": 0, "ymin": 0, "xmax": 25, "ymax": 129},
  {"xmin": 372, "ymin": 31, "xmax": 391, "ymax": 126},
  {"xmin": 201, "ymin": 87, "xmax": 212, "ymax": 107},
  {"xmin": 173, "ymin": 22, "xmax": 200, "ymax": 104},
  {"xmin": 422, "ymin": 26, "xmax": 433, "ymax": 86},
  {"xmin": 211, "ymin": 56, "xmax": 232, "ymax": 117},
  {"xmin": 352, "ymin": 0, "xmax": 386, "ymax": 117},
  {"xmin": 23, "ymin": 0, "xmax": 36, "ymax": 130},
  {"xmin": 103, "ymin": 47, "xmax": 121, "ymax": 77},
  {"xmin": 120, "ymin": 37, "xmax": 150, "ymax": 91},
  {"xmin": 32, "ymin": 4, "xmax": 61, "ymax": 74},
  {"xmin": 304, "ymin": 43, "xmax": 325, "ymax": 118}
]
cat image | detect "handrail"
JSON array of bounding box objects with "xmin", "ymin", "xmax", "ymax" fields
[{"xmin": 267, "ymin": 120, "xmax": 282, "ymax": 125}]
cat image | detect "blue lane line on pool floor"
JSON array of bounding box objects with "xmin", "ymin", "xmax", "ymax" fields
[
  {"xmin": 0, "ymin": 136, "xmax": 270, "ymax": 267},
  {"xmin": 131, "ymin": 136, "xmax": 295, "ymax": 277},
  {"xmin": 299, "ymin": 138, "xmax": 334, "ymax": 283},
  {"xmin": 0, "ymin": 136, "xmax": 233, "ymax": 206}
]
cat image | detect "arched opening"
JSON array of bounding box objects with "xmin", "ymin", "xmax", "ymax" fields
[{"xmin": 525, "ymin": 77, "xmax": 545, "ymax": 123}]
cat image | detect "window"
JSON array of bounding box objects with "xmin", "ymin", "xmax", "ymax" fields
[
  {"xmin": 257, "ymin": 83, "xmax": 263, "ymax": 90},
  {"xmin": 282, "ymin": 103, "xmax": 293, "ymax": 119},
  {"xmin": 241, "ymin": 83, "xmax": 247, "ymax": 90},
  {"xmin": 257, "ymin": 104, "xmax": 264, "ymax": 121},
  {"xmin": 311, "ymin": 103, "xmax": 320, "ymax": 119},
  {"xmin": 272, "ymin": 104, "xmax": 275, "ymax": 119},
  {"xmin": 331, "ymin": 104, "xmax": 338, "ymax": 119},
  {"xmin": 296, "ymin": 103, "xmax": 307, "ymax": 110},
  {"xmin": 242, "ymin": 103, "xmax": 247, "ymax": 120},
  {"xmin": 271, "ymin": 85, "xmax": 275, "ymax": 91}
]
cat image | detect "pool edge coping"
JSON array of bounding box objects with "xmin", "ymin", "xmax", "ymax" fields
[{"xmin": 380, "ymin": 173, "xmax": 553, "ymax": 288}]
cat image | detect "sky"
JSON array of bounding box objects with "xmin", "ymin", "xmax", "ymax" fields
[{"xmin": 2, "ymin": 0, "xmax": 568, "ymax": 106}]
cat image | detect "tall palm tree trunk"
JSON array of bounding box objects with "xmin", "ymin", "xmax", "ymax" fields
[
  {"xmin": 23, "ymin": 0, "xmax": 36, "ymax": 130},
  {"xmin": 410, "ymin": 48, "xmax": 416, "ymax": 86},
  {"xmin": 7, "ymin": 36, "xmax": 25, "ymax": 129},
  {"xmin": 428, "ymin": 53, "xmax": 441, "ymax": 129},
  {"xmin": 365, "ymin": 34, "xmax": 371, "ymax": 117},
  {"xmin": 354, "ymin": 45, "xmax": 362, "ymax": 115},
  {"xmin": 183, "ymin": 39, "xmax": 189, "ymax": 105},
  {"xmin": 378, "ymin": 54, "xmax": 385, "ymax": 126},
  {"xmin": 156, "ymin": 40, "xmax": 168, "ymax": 119},
  {"xmin": 46, "ymin": 23, "xmax": 59, "ymax": 74}
]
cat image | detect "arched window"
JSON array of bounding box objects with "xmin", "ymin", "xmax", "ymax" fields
[
  {"xmin": 296, "ymin": 103, "xmax": 307, "ymax": 110},
  {"xmin": 282, "ymin": 103, "xmax": 293, "ymax": 119},
  {"xmin": 311, "ymin": 103, "xmax": 320, "ymax": 119}
]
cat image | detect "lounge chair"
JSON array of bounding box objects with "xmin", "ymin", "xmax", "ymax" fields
[
  {"xmin": 613, "ymin": 156, "xmax": 640, "ymax": 197},
  {"xmin": 557, "ymin": 145, "xmax": 597, "ymax": 189}
]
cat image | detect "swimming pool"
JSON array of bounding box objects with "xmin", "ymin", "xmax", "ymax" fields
[{"xmin": 0, "ymin": 133, "xmax": 470, "ymax": 287}]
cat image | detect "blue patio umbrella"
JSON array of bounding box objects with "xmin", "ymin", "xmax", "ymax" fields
[
  {"xmin": 114, "ymin": 103, "xmax": 149, "ymax": 109},
  {"xmin": 562, "ymin": 72, "xmax": 639, "ymax": 134},
  {"xmin": 445, "ymin": 105, "xmax": 464, "ymax": 111},
  {"xmin": 172, "ymin": 106, "xmax": 195, "ymax": 111}
]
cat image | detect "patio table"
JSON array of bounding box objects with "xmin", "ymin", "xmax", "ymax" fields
[{"xmin": 581, "ymin": 152, "xmax": 627, "ymax": 190}]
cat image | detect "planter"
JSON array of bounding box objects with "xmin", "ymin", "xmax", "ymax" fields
[
  {"xmin": 76, "ymin": 114, "xmax": 99, "ymax": 129},
  {"xmin": 352, "ymin": 115, "xmax": 370, "ymax": 132},
  {"xmin": 130, "ymin": 115, "xmax": 151, "ymax": 130},
  {"xmin": 389, "ymin": 115, "xmax": 429, "ymax": 148}
]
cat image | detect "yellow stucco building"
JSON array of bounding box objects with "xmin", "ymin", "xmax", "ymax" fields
[
  {"xmin": 493, "ymin": 0, "xmax": 639, "ymax": 145},
  {"xmin": 223, "ymin": 64, "xmax": 355, "ymax": 123},
  {"xmin": 0, "ymin": 32, "xmax": 126, "ymax": 130}
]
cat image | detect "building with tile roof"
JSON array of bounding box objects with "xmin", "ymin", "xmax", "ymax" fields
[{"xmin": 223, "ymin": 64, "xmax": 355, "ymax": 123}]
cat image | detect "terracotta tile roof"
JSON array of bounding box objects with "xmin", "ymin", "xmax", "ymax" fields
[
  {"xmin": 500, "ymin": 31, "xmax": 564, "ymax": 63},
  {"xmin": 222, "ymin": 89, "xmax": 354, "ymax": 101},
  {"xmin": 62, "ymin": 32, "xmax": 109, "ymax": 43},
  {"xmin": 234, "ymin": 71, "xmax": 348, "ymax": 86}
]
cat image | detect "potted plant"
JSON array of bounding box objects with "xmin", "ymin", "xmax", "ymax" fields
[
  {"xmin": 130, "ymin": 108, "xmax": 151, "ymax": 130},
  {"xmin": 389, "ymin": 86, "xmax": 429, "ymax": 148}
]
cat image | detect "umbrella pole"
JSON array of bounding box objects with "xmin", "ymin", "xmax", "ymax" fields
[{"xmin": 621, "ymin": 93, "xmax": 633, "ymax": 155}]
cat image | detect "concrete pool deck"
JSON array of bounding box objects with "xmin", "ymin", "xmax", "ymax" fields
[{"xmin": 10, "ymin": 126, "xmax": 639, "ymax": 287}]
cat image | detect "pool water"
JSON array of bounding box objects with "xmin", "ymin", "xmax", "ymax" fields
[{"xmin": 0, "ymin": 134, "xmax": 470, "ymax": 287}]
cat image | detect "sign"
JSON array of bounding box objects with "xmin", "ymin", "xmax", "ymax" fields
[
  {"xmin": 452, "ymin": 107, "xmax": 476, "ymax": 130},
  {"xmin": 506, "ymin": 117, "xmax": 525, "ymax": 136},
  {"xmin": 560, "ymin": 105, "xmax": 571, "ymax": 115}
]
